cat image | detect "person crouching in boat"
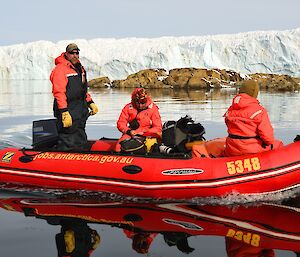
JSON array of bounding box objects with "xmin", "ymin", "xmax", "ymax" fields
[
  {"xmin": 50, "ymin": 43, "xmax": 99, "ymax": 151},
  {"xmin": 223, "ymin": 80, "xmax": 283, "ymax": 156},
  {"xmin": 115, "ymin": 88, "xmax": 162, "ymax": 152}
]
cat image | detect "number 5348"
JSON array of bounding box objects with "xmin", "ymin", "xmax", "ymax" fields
[{"xmin": 226, "ymin": 157, "xmax": 261, "ymax": 174}]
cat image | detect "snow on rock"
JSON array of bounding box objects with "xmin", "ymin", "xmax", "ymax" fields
[{"xmin": 0, "ymin": 29, "xmax": 299, "ymax": 80}]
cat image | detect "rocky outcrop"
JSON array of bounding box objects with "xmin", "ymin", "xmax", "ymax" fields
[
  {"xmin": 163, "ymin": 68, "xmax": 206, "ymax": 88},
  {"xmin": 250, "ymin": 73, "xmax": 300, "ymax": 91},
  {"xmin": 111, "ymin": 68, "xmax": 168, "ymax": 88},
  {"xmin": 98, "ymin": 68, "xmax": 244, "ymax": 89},
  {"xmin": 163, "ymin": 68, "xmax": 243, "ymax": 89},
  {"xmin": 88, "ymin": 68, "xmax": 300, "ymax": 91}
]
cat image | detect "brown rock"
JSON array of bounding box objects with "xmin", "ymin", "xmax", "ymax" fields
[
  {"xmin": 250, "ymin": 73, "xmax": 300, "ymax": 91},
  {"xmin": 88, "ymin": 77, "xmax": 111, "ymax": 88},
  {"xmin": 113, "ymin": 68, "xmax": 168, "ymax": 88},
  {"xmin": 187, "ymin": 76, "xmax": 208, "ymax": 88},
  {"xmin": 164, "ymin": 68, "xmax": 193, "ymax": 88},
  {"xmin": 91, "ymin": 68, "xmax": 300, "ymax": 92}
]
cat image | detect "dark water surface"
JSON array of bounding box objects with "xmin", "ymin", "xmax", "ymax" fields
[{"xmin": 0, "ymin": 80, "xmax": 300, "ymax": 256}]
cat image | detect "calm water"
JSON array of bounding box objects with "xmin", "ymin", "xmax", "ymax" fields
[{"xmin": 0, "ymin": 80, "xmax": 300, "ymax": 256}]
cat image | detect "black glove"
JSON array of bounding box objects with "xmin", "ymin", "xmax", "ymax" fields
[
  {"xmin": 262, "ymin": 142, "xmax": 273, "ymax": 150},
  {"xmin": 294, "ymin": 135, "xmax": 300, "ymax": 142},
  {"xmin": 129, "ymin": 119, "xmax": 140, "ymax": 130}
]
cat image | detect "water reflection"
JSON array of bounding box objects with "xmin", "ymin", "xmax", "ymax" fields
[
  {"xmin": 0, "ymin": 196, "xmax": 299, "ymax": 256},
  {"xmin": 0, "ymin": 81, "xmax": 299, "ymax": 125}
]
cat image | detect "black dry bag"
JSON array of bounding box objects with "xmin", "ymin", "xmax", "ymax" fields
[
  {"xmin": 120, "ymin": 136, "xmax": 147, "ymax": 154},
  {"xmin": 162, "ymin": 115, "xmax": 205, "ymax": 152}
]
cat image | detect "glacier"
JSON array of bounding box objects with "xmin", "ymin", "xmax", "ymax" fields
[{"xmin": 0, "ymin": 28, "xmax": 299, "ymax": 81}]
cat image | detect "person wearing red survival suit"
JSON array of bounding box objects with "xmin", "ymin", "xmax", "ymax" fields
[
  {"xmin": 223, "ymin": 80, "xmax": 283, "ymax": 156},
  {"xmin": 225, "ymin": 237, "xmax": 274, "ymax": 257},
  {"xmin": 123, "ymin": 229, "xmax": 157, "ymax": 254},
  {"xmin": 50, "ymin": 43, "xmax": 99, "ymax": 150},
  {"xmin": 115, "ymin": 88, "xmax": 162, "ymax": 152}
]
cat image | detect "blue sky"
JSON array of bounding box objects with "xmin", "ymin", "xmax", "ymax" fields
[{"xmin": 1, "ymin": 0, "xmax": 299, "ymax": 46}]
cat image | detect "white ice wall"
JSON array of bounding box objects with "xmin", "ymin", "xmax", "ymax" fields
[{"xmin": 0, "ymin": 28, "xmax": 299, "ymax": 80}]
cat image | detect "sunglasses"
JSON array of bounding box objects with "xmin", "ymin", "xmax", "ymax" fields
[
  {"xmin": 138, "ymin": 97, "xmax": 147, "ymax": 104},
  {"xmin": 68, "ymin": 51, "xmax": 79, "ymax": 55}
]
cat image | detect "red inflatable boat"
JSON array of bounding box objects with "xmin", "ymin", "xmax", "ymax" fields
[
  {"xmin": 0, "ymin": 197, "xmax": 300, "ymax": 252},
  {"xmin": 0, "ymin": 138, "xmax": 300, "ymax": 199}
]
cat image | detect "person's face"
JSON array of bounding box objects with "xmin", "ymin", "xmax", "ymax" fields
[{"xmin": 65, "ymin": 50, "xmax": 80, "ymax": 65}]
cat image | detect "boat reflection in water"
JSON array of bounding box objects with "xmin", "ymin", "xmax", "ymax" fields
[{"xmin": 0, "ymin": 197, "xmax": 300, "ymax": 256}]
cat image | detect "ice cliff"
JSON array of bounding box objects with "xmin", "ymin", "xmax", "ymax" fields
[{"xmin": 0, "ymin": 28, "xmax": 299, "ymax": 80}]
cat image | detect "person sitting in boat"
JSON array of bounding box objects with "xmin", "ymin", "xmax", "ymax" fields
[
  {"xmin": 50, "ymin": 43, "xmax": 99, "ymax": 151},
  {"xmin": 123, "ymin": 229, "xmax": 157, "ymax": 254},
  {"xmin": 115, "ymin": 88, "xmax": 162, "ymax": 152},
  {"xmin": 225, "ymin": 237, "xmax": 274, "ymax": 257},
  {"xmin": 223, "ymin": 80, "xmax": 283, "ymax": 156}
]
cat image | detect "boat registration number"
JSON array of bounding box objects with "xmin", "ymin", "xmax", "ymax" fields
[
  {"xmin": 226, "ymin": 157, "xmax": 261, "ymax": 174},
  {"xmin": 227, "ymin": 228, "xmax": 260, "ymax": 246}
]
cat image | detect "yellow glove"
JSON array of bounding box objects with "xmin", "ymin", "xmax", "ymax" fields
[
  {"xmin": 89, "ymin": 103, "xmax": 99, "ymax": 116},
  {"xmin": 91, "ymin": 230, "xmax": 101, "ymax": 250},
  {"xmin": 62, "ymin": 111, "xmax": 72, "ymax": 128},
  {"xmin": 64, "ymin": 230, "xmax": 75, "ymax": 253}
]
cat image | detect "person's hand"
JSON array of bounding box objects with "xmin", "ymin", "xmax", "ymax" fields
[
  {"xmin": 89, "ymin": 103, "xmax": 99, "ymax": 115},
  {"xmin": 262, "ymin": 142, "xmax": 268, "ymax": 148},
  {"xmin": 62, "ymin": 111, "xmax": 72, "ymax": 128},
  {"xmin": 126, "ymin": 129, "xmax": 132, "ymax": 136},
  {"xmin": 126, "ymin": 129, "xmax": 143, "ymax": 137},
  {"xmin": 64, "ymin": 229, "xmax": 75, "ymax": 253},
  {"xmin": 91, "ymin": 230, "xmax": 101, "ymax": 250},
  {"xmin": 131, "ymin": 130, "xmax": 144, "ymax": 136}
]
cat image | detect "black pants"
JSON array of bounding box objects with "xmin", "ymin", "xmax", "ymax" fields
[
  {"xmin": 54, "ymin": 99, "xmax": 89, "ymax": 151},
  {"xmin": 56, "ymin": 221, "xmax": 94, "ymax": 257}
]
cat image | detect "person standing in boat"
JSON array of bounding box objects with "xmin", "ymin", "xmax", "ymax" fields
[
  {"xmin": 50, "ymin": 43, "xmax": 98, "ymax": 150},
  {"xmin": 223, "ymin": 80, "xmax": 283, "ymax": 156},
  {"xmin": 115, "ymin": 88, "xmax": 162, "ymax": 152},
  {"xmin": 56, "ymin": 220, "xmax": 101, "ymax": 257}
]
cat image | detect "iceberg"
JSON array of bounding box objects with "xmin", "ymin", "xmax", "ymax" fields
[{"xmin": 0, "ymin": 28, "xmax": 299, "ymax": 80}]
